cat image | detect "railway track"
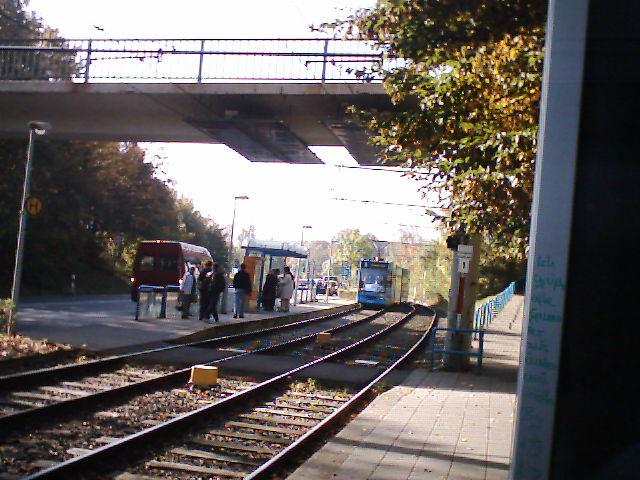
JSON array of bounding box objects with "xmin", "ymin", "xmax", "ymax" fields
[
  {"xmin": 0, "ymin": 306, "xmax": 371, "ymax": 431},
  {"xmin": 0, "ymin": 305, "xmax": 359, "ymax": 389},
  {"xmin": 4, "ymin": 304, "xmax": 434, "ymax": 480}
]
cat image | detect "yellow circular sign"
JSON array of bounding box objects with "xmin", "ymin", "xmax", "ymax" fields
[{"xmin": 26, "ymin": 196, "xmax": 43, "ymax": 216}]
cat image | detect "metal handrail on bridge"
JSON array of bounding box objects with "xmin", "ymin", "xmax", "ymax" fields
[{"xmin": 0, "ymin": 37, "xmax": 399, "ymax": 83}]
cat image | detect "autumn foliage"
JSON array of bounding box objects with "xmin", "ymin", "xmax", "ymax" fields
[{"xmin": 325, "ymin": 0, "xmax": 547, "ymax": 261}]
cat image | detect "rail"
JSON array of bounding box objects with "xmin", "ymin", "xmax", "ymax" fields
[
  {"xmin": 0, "ymin": 303, "xmax": 359, "ymax": 392},
  {"xmin": 24, "ymin": 306, "xmax": 420, "ymax": 479},
  {"xmin": 0, "ymin": 304, "xmax": 365, "ymax": 430},
  {"xmin": 0, "ymin": 37, "xmax": 399, "ymax": 83}
]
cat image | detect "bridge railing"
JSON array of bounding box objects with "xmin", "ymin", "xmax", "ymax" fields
[{"xmin": 0, "ymin": 38, "xmax": 399, "ymax": 83}]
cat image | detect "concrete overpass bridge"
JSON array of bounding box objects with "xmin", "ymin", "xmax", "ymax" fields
[{"xmin": 0, "ymin": 38, "xmax": 397, "ymax": 165}]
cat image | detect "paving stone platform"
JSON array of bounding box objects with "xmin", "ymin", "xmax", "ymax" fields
[{"xmin": 288, "ymin": 295, "xmax": 524, "ymax": 480}]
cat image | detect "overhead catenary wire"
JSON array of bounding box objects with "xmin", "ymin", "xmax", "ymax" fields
[
  {"xmin": 331, "ymin": 163, "xmax": 431, "ymax": 174},
  {"xmin": 331, "ymin": 196, "xmax": 444, "ymax": 210}
]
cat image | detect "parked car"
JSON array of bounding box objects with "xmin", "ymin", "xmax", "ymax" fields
[{"xmin": 317, "ymin": 278, "xmax": 338, "ymax": 296}]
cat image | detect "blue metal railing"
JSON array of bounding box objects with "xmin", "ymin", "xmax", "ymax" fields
[
  {"xmin": 473, "ymin": 281, "xmax": 516, "ymax": 331},
  {"xmin": 429, "ymin": 327, "xmax": 485, "ymax": 374},
  {"xmin": 429, "ymin": 281, "xmax": 517, "ymax": 373},
  {"xmin": 0, "ymin": 38, "xmax": 400, "ymax": 83}
]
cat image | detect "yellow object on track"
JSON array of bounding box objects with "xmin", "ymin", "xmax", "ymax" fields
[
  {"xmin": 189, "ymin": 365, "xmax": 218, "ymax": 386},
  {"xmin": 316, "ymin": 332, "xmax": 332, "ymax": 344}
]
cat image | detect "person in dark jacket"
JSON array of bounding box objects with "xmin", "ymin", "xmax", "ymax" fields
[
  {"xmin": 206, "ymin": 263, "xmax": 226, "ymax": 323},
  {"xmin": 232, "ymin": 263, "xmax": 252, "ymax": 318},
  {"xmin": 261, "ymin": 269, "xmax": 279, "ymax": 311},
  {"xmin": 198, "ymin": 260, "xmax": 213, "ymax": 321}
]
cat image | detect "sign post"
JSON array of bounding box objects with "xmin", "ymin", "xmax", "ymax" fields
[
  {"xmin": 7, "ymin": 121, "xmax": 50, "ymax": 335},
  {"xmin": 444, "ymin": 237, "xmax": 481, "ymax": 370}
]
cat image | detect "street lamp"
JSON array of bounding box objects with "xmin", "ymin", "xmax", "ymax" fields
[
  {"xmin": 7, "ymin": 121, "xmax": 51, "ymax": 334},
  {"xmin": 295, "ymin": 225, "xmax": 312, "ymax": 304},
  {"xmin": 221, "ymin": 195, "xmax": 249, "ymax": 313},
  {"xmin": 301, "ymin": 225, "xmax": 312, "ymax": 246}
]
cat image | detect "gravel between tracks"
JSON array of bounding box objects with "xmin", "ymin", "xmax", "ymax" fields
[
  {"xmin": 112, "ymin": 379, "xmax": 353, "ymax": 480},
  {"xmin": 276, "ymin": 310, "xmax": 406, "ymax": 359},
  {"xmin": 344, "ymin": 312, "xmax": 434, "ymax": 367},
  {"xmin": 0, "ymin": 375, "xmax": 257, "ymax": 478}
]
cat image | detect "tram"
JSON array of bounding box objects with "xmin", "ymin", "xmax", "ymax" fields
[{"xmin": 356, "ymin": 259, "xmax": 410, "ymax": 307}]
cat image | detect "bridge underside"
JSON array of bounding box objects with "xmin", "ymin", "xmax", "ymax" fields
[{"xmin": 0, "ymin": 82, "xmax": 391, "ymax": 165}]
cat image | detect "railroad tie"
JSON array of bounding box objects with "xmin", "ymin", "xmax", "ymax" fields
[
  {"xmin": 239, "ymin": 413, "xmax": 316, "ymax": 428},
  {"xmin": 205, "ymin": 428, "xmax": 290, "ymax": 444},
  {"xmin": 170, "ymin": 447, "xmax": 260, "ymax": 466},
  {"xmin": 192, "ymin": 435, "xmax": 278, "ymax": 454},
  {"xmin": 146, "ymin": 460, "xmax": 246, "ymax": 478}
]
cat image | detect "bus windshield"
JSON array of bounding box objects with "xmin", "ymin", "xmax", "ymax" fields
[{"xmin": 360, "ymin": 267, "xmax": 387, "ymax": 293}]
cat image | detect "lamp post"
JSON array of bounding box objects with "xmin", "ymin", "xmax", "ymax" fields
[
  {"xmin": 7, "ymin": 121, "xmax": 51, "ymax": 334},
  {"xmin": 296, "ymin": 225, "xmax": 312, "ymax": 304},
  {"xmin": 221, "ymin": 195, "xmax": 249, "ymax": 314},
  {"xmin": 301, "ymin": 225, "xmax": 312, "ymax": 246}
]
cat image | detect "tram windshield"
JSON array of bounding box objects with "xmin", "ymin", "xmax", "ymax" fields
[{"xmin": 360, "ymin": 267, "xmax": 387, "ymax": 293}]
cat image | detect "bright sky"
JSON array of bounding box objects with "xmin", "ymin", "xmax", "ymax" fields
[{"xmin": 27, "ymin": 0, "xmax": 440, "ymax": 243}]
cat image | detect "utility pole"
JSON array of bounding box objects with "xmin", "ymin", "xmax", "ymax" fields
[{"xmin": 443, "ymin": 232, "xmax": 481, "ymax": 371}]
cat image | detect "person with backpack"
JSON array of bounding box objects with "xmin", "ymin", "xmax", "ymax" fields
[
  {"xmin": 232, "ymin": 263, "xmax": 252, "ymax": 318},
  {"xmin": 198, "ymin": 260, "xmax": 213, "ymax": 321},
  {"xmin": 207, "ymin": 263, "xmax": 226, "ymax": 323},
  {"xmin": 179, "ymin": 266, "xmax": 197, "ymax": 319}
]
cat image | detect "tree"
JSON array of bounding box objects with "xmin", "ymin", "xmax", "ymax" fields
[
  {"xmin": 174, "ymin": 198, "xmax": 228, "ymax": 268},
  {"xmin": 237, "ymin": 225, "xmax": 256, "ymax": 248},
  {"xmin": 386, "ymin": 230, "xmax": 451, "ymax": 304},
  {"xmin": 333, "ymin": 229, "xmax": 373, "ymax": 271},
  {"xmin": 0, "ymin": 0, "xmax": 77, "ymax": 79},
  {"xmin": 324, "ymin": 1, "xmax": 547, "ymax": 262},
  {"xmin": 307, "ymin": 240, "xmax": 329, "ymax": 277}
]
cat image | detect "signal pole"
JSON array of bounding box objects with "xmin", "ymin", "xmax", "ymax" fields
[{"xmin": 443, "ymin": 233, "xmax": 481, "ymax": 371}]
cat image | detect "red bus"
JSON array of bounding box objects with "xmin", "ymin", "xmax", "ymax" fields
[{"xmin": 130, "ymin": 240, "xmax": 213, "ymax": 301}]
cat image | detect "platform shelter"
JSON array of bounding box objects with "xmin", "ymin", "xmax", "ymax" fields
[{"xmin": 241, "ymin": 239, "xmax": 309, "ymax": 305}]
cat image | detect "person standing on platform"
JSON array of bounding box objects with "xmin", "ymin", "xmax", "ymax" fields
[
  {"xmin": 179, "ymin": 266, "xmax": 196, "ymax": 319},
  {"xmin": 206, "ymin": 263, "xmax": 226, "ymax": 323},
  {"xmin": 278, "ymin": 266, "xmax": 294, "ymax": 312},
  {"xmin": 198, "ymin": 260, "xmax": 213, "ymax": 321},
  {"xmin": 232, "ymin": 263, "xmax": 252, "ymax": 318},
  {"xmin": 261, "ymin": 269, "xmax": 278, "ymax": 311}
]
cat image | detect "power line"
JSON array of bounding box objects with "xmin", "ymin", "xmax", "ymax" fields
[
  {"xmin": 331, "ymin": 197, "xmax": 443, "ymax": 210},
  {"xmin": 332, "ymin": 164, "xmax": 413, "ymax": 173},
  {"xmin": 331, "ymin": 163, "xmax": 434, "ymax": 175}
]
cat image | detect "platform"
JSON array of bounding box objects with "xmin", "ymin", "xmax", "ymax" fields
[
  {"xmin": 16, "ymin": 293, "xmax": 352, "ymax": 352},
  {"xmin": 288, "ymin": 295, "xmax": 524, "ymax": 480}
]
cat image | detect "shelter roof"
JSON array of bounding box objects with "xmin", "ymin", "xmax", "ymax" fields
[{"xmin": 242, "ymin": 239, "xmax": 308, "ymax": 258}]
